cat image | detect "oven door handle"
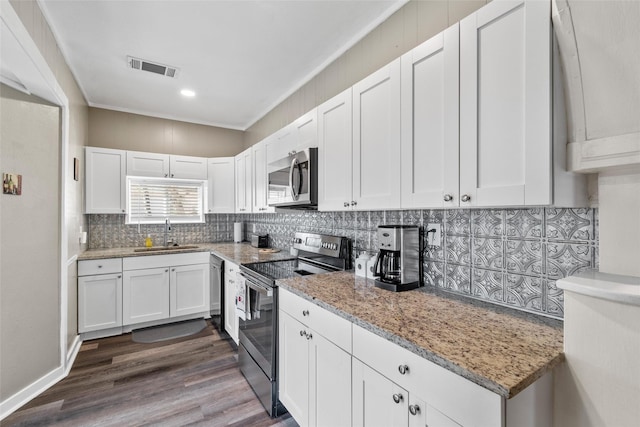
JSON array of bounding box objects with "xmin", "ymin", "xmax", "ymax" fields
[{"xmin": 239, "ymin": 272, "xmax": 273, "ymax": 297}]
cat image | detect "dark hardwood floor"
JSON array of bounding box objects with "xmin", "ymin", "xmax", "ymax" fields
[{"xmin": 3, "ymin": 321, "xmax": 296, "ymax": 427}]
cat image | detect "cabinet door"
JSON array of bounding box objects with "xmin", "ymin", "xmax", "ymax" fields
[
  {"xmin": 310, "ymin": 332, "xmax": 352, "ymax": 427},
  {"xmin": 123, "ymin": 267, "xmax": 170, "ymax": 325},
  {"xmin": 224, "ymin": 263, "xmax": 239, "ymax": 343},
  {"xmin": 126, "ymin": 151, "xmax": 170, "ymax": 177},
  {"xmin": 170, "ymin": 155, "xmax": 208, "ymax": 180},
  {"xmin": 252, "ymin": 140, "xmax": 274, "ymax": 213},
  {"xmin": 460, "ymin": 0, "xmax": 551, "ymax": 206},
  {"xmin": 292, "ymin": 108, "xmax": 318, "ymax": 153},
  {"xmin": 353, "ymin": 359, "xmax": 407, "ymax": 427},
  {"xmin": 401, "ymin": 24, "xmax": 459, "ymax": 209},
  {"xmin": 279, "ymin": 311, "xmax": 310, "ymax": 425},
  {"xmin": 318, "ymin": 88, "xmax": 353, "ymax": 211},
  {"xmin": 85, "ymin": 147, "xmax": 126, "ymax": 214},
  {"xmin": 207, "ymin": 157, "xmax": 235, "ymax": 213},
  {"xmin": 352, "ymin": 58, "xmax": 401, "ymax": 210},
  {"xmin": 78, "ymin": 273, "xmax": 122, "ymax": 332},
  {"xmin": 235, "ymin": 148, "xmax": 252, "ymax": 213},
  {"xmin": 267, "ymin": 125, "xmax": 296, "ymax": 164},
  {"xmin": 170, "ymin": 263, "xmax": 209, "ymax": 317}
]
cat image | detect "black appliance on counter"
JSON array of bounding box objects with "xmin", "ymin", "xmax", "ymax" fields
[
  {"xmin": 237, "ymin": 232, "xmax": 351, "ymax": 417},
  {"xmin": 373, "ymin": 225, "xmax": 423, "ymax": 292}
]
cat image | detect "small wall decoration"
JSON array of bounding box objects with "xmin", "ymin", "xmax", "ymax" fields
[
  {"xmin": 3, "ymin": 173, "xmax": 22, "ymax": 195},
  {"xmin": 73, "ymin": 157, "xmax": 80, "ymax": 181}
]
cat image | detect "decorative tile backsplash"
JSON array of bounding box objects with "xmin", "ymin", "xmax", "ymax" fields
[{"xmin": 88, "ymin": 207, "xmax": 598, "ymax": 319}]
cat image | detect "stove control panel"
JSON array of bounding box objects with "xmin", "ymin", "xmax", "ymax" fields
[{"xmin": 292, "ymin": 232, "xmax": 346, "ymax": 258}]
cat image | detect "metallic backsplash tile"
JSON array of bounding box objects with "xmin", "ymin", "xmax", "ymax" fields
[{"xmin": 89, "ymin": 207, "xmax": 598, "ymax": 319}]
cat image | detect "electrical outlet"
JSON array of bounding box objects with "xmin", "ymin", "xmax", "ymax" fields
[{"xmin": 426, "ymin": 223, "xmax": 442, "ymax": 247}]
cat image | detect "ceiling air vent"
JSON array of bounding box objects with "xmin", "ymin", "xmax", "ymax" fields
[{"xmin": 127, "ymin": 56, "xmax": 179, "ymax": 78}]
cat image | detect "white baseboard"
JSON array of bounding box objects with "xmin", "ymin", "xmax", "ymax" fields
[
  {"xmin": 0, "ymin": 366, "xmax": 64, "ymax": 421},
  {"xmin": 0, "ymin": 336, "xmax": 82, "ymax": 421},
  {"xmin": 65, "ymin": 335, "xmax": 82, "ymax": 375}
]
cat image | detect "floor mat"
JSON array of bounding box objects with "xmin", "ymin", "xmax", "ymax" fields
[{"xmin": 132, "ymin": 319, "xmax": 207, "ymax": 343}]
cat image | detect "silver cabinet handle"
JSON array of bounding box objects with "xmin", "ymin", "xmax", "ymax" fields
[
  {"xmin": 171, "ymin": 174, "xmax": 174, "ymax": 178},
  {"xmin": 306, "ymin": 332, "xmax": 313, "ymax": 340},
  {"xmin": 165, "ymin": 269, "xmax": 169, "ymax": 273},
  {"xmin": 409, "ymin": 404, "xmax": 420, "ymax": 416},
  {"xmin": 172, "ymin": 268, "xmax": 175, "ymax": 272},
  {"xmin": 302, "ymin": 309, "xmax": 309, "ymax": 316},
  {"xmin": 398, "ymin": 364, "xmax": 409, "ymax": 375},
  {"xmin": 300, "ymin": 330, "xmax": 305, "ymax": 337},
  {"xmin": 122, "ymin": 209, "xmax": 125, "ymax": 213},
  {"xmin": 117, "ymin": 275, "xmax": 121, "ymax": 279},
  {"xmin": 97, "ymin": 265, "xmax": 103, "ymax": 269},
  {"xmin": 461, "ymin": 194, "xmax": 471, "ymax": 202},
  {"xmin": 443, "ymin": 194, "xmax": 453, "ymax": 202},
  {"xmin": 392, "ymin": 393, "xmax": 403, "ymax": 404},
  {"xmin": 164, "ymin": 174, "xmax": 168, "ymax": 177},
  {"xmin": 344, "ymin": 202, "xmax": 349, "ymax": 207},
  {"xmin": 351, "ymin": 200, "xmax": 357, "ymax": 206}
]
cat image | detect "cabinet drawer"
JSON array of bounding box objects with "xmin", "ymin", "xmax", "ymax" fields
[
  {"xmin": 280, "ymin": 288, "xmax": 351, "ymax": 352},
  {"xmin": 352, "ymin": 324, "xmax": 501, "ymax": 427},
  {"xmin": 122, "ymin": 252, "xmax": 209, "ymax": 270},
  {"xmin": 78, "ymin": 258, "xmax": 122, "ymax": 276}
]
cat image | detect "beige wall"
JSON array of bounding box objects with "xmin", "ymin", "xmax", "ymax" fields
[
  {"xmin": 8, "ymin": 0, "xmax": 89, "ymax": 376},
  {"xmin": 88, "ymin": 107, "xmax": 245, "ymax": 157},
  {"xmin": 243, "ymin": 0, "xmax": 489, "ymax": 147},
  {"xmin": 0, "ymin": 85, "xmax": 61, "ymax": 399}
]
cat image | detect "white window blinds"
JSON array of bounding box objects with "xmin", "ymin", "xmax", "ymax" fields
[{"xmin": 127, "ymin": 177, "xmax": 205, "ymax": 224}]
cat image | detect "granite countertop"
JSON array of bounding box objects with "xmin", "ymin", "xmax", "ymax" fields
[
  {"xmin": 78, "ymin": 242, "xmax": 295, "ymax": 264},
  {"xmin": 277, "ymin": 271, "xmax": 564, "ymax": 399}
]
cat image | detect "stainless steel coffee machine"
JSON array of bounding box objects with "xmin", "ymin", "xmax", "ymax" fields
[{"xmin": 373, "ymin": 225, "xmax": 422, "ymax": 292}]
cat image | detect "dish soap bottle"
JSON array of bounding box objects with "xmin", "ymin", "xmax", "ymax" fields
[{"xmin": 145, "ymin": 234, "xmax": 153, "ymax": 248}]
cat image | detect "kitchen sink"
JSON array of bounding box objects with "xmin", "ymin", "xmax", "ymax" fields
[{"xmin": 133, "ymin": 245, "xmax": 200, "ymax": 252}]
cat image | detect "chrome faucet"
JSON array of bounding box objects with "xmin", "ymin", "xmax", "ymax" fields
[{"xmin": 163, "ymin": 218, "xmax": 171, "ymax": 247}]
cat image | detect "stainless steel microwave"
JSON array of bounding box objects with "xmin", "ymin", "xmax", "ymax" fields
[{"xmin": 267, "ymin": 147, "xmax": 317, "ymax": 209}]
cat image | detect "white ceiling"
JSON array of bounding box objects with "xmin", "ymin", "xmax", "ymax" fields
[{"xmin": 39, "ymin": 0, "xmax": 406, "ymax": 130}]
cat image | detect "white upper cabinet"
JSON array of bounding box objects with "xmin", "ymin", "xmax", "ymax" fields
[
  {"xmin": 460, "ymin": 0, "xmax": 551, "ymax": 206},
  {"xmin": 235, "ymin": 147, "xmax": 253, "ymax": 213},
  {"xmin": 266, "ymin": 108, "xmax": 318, "ymax": 164},
  {"xmin": 353, "ymin": 58, "xmax": 402, "ymax": 210},
  {"xmin": 401, "ymin": 24, "xmax": 460, "ymax": 209},
  {"xmin": 252, "ymin": 139, "xmax": 274, "ymax": 213},
  {"xmin": 85, "ymin": 147, "xmax": 126, "ymax": 214},
  {"xmin": 318, "ymin": 88, "xmax": 353, "ymax": 211},
  {"xmin": 126, "ymin": 151, "xmax": 170, "ymax": 177},
  {"xmin": 127, "ymin": 151, "xmax": 207, "ymax": 180},
  {"xmin": 169, "ymin": 155, "xmax": 208, "ymax": 180},
  {"xmin": 207, "ymin": 157, "xmax": 235, "ymax": 213}
]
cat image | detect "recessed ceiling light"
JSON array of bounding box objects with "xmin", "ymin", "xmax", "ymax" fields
[{"xmin": 180, "ymin": 89, "xmax": 195, "ymax": 97}]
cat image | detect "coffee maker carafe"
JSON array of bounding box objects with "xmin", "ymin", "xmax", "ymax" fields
[{"xmin": 373, "ymin": 225, "xmax": 422, "ymax": 292}]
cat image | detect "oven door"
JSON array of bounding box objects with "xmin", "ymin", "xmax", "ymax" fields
[
  {"xmin": 267, "ymin": 148, "xmax": 317, "ymax": 208},
  {"xmin": 238, "ymin": 273, "xmax": 276, "ymax": 379}
]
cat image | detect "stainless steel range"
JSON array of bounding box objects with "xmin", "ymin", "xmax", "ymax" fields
[{"xmin": 236, "ymin": 232, "xmax": 351, "ymax": 417}]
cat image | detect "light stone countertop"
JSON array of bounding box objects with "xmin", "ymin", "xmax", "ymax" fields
[
  {"xmin": 277, "ymin": 271, "xmax": 564, "ymax": 399},
  {"xmin": 78, "ymin": 242, "xmax": 295, "ymax": 264},
  {"xmin": 79, "ymin": 243, "xmax": 563, "ymax": 399}
]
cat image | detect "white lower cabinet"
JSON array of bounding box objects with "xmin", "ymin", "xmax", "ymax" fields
[
  {"xmin": 279, "ymin": 289, "xmax": 352, "ymax": 427},
  {"xmin": 122, "ymin": 252, "xmax": 210, "ymax": 327},
  {"xmin": 78, "ymin": 258, "xmax": 123, "ymax": 333},
  {"xmin": 170, "ymin": 263, "xmax": 210, "ymax": 317},
  {"xmin": 279, "ymin": 291, "xmax": 553, "ymax": 427},
  {"xmin": 123, "ymin": 267, "xmax": 170, "ymax": 325},
  {"xmin": 352, "ymin": 359, "xmax": 461, "ymax": 427},
  {"xmin": 224, "ymin": 261, "xmax": 239, "ymax": 343}
]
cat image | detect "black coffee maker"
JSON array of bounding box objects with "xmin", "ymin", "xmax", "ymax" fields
[{"xmin": 373, "ymin": 225, "xmax": 422, "ymax": 292}]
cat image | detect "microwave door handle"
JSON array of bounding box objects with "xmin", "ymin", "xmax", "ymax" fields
[{"xmin": 289, "ymin": 157, "xmax": 299, "ymax": 200}]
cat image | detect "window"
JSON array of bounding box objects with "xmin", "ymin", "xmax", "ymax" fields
[{"xmin": 127, "ymin": 176, "xmax": 206, "ymax": 224}]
